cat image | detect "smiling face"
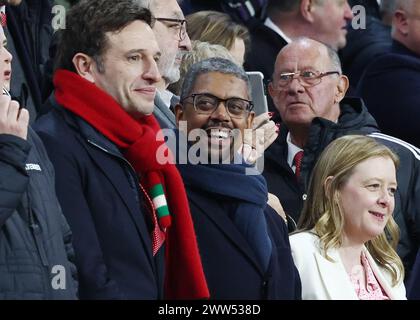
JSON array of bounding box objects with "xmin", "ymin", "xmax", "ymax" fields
[
  {"xmin": 338, "ymin": 156, "xmax": 397, "ymax": 245},
  {"xmin": 88, "ymin": 20, "xmax": 161, "ymax": 117},
  {"xmin": 175, "ymin": 71, "xmax": 254, "ymax": 162}
]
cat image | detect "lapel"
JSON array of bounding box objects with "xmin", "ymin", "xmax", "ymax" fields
[
  {"xmin": 188, "ymin": 191, "xmax": 266, "ymax": 276},
  {"xmin": 75, "ymin": 118, "xmax": 155, "ymax": 267},
  {"xmin": 153, "ymin": 93, "xmax": 177, "ymax": 129},
  {"xmin": 363, "ymin": 247, "xmax": 399, "ymax": 300},
  {"xmin": 314, "ymin": 248, "xmax": 359, "ymax": 300}
]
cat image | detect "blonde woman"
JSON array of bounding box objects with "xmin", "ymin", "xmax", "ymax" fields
[{"xmin": 290, "ymin": 135, "xmax": 406, "ymax": 300}]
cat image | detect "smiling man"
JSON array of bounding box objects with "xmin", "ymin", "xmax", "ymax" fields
[
  {"xmin": 174, "ymin": 57, "xmax": 301, "ymax": 299},
  {"xmin": 34, "ymin": 0, "xmax": 208, "ymax": 300}
]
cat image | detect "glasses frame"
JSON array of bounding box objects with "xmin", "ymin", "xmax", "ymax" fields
[
  {"xmin": 182, "ymin": 93, "xmax": 254, "ymax": 119},
  {"xmin": 274, "ymin": 70, "xmax": 340, "ymax": 88},
  {"xmin": 154, "ymin": 17, "xmax": 188, "ymax": 41}
]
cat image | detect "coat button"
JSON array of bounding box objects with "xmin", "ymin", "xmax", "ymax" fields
[{"xmin": 302, "ymin": 194, "xmax": 307, "ymax": 201}]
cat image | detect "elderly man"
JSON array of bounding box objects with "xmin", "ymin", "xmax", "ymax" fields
[
  {"xmin": 244, "ymin": 0, "xmax": 353, "ymax": 88},
  {"xmin": 173, "ymin": 57, "xmax": 301, "ymax": 299},
  {"xmin": 357, "ymin": 0, "xmax": 420, "ymax": 148},
  {"xmin": 264, "ymin": 37, "xmax": 420, "ymax": 281},
  {"xmin": 34, "ymin": 0, "xmax": 208, "ymax": 299},
  {"xmin": 135, "ymin": 0, "xmax": 192, "ymax": 128}
]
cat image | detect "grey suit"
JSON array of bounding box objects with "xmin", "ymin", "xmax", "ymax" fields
[{"xmin": 153, "ymin": 93, "xmax": 177, "ymax": 129}]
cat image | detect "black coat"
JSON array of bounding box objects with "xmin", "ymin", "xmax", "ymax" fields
[
  {"xmin": 357, "ymin": 40, "xmax": 420, "ymax": 148},
  {"xmin": 263, "ymin": 97, "xmax": 420, "ymax": 280},
  {"xmin": 5, "ymin": 0, "xmax": 54, "ymax": 120},
  {"xmin": 34, "ymin": 102, "xmax": 165, "ymax": 299},
  {"xmin": 185, "ymin": 187, "xmax": 301, "ymax": 300},
  {"xmin": 0, "ymin": 128, "xmax": 77, "ymax": 299}
]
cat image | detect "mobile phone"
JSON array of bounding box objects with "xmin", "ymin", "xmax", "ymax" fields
[{"xmin": 246, "ymin": 71, "xmax": 268, "ymax": 116}]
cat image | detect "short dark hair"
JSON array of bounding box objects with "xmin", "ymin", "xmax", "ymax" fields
[{"xmin": 54, "ymin": 0, "xmax": 153, "ymax": 73}]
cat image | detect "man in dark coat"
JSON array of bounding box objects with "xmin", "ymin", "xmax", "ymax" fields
[
  {"xmin": 34, "ymin": 0, "xmax": 208, "ymax": 299},
  {"xmin": 264, "ymin": 37, "xmax": 420, "ymax": 282},
  {"xmin": 173, "ymin": 57, "xmax": 301, "ymax": 299},
  {"xmin": 0, "ymin": 24, "xmax": 77, "ymax": 300},
  {"xmin": 357, "ymin": 0, "xmax": 420, "ymax": 148}
]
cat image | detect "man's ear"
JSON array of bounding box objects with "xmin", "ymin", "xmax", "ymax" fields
[
  {"xmin": 174, "ymin": 103, "xmax": 184, "ymax": 128},
  {"xmin": 394, "ymin": 10, "xmax": 409, "ymax": 36},
  {"xmin": 246, "ymin": 111, "xmax": 255, "ymax": 129},
  {"xmin": 72, "ymin": 53, "xmax": 96, "ymax": 82},
  {"xmin": 300, "ymin": 0, "xmax": 316, "ymax": 23},
  {"xmin": 334, "ymin": 75, "xmax": 349, "ymax": 104}
]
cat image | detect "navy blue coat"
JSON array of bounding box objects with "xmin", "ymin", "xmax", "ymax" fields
[
  {"xmin": 357, "ymin": 40, "xmax": 420, "ymax": 148},
  {"xmin": 186, "ymin": 189, "xmax": 301, "ymax": 299},
  {"xmin": 34, "ymin": 102, "xmax": 164, "ymax": 299}
]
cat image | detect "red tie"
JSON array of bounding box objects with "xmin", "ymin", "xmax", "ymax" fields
[
  {"xmin": 293, "ymin": 151, "xmax": 304, "ymax": 180},
  {"xmin": 139, "ymin": 183, "xmax": 165, "ymax": 255},
  {"xmin": 0, "ymin": 12, "xmax": 6, "ymax": 27}
]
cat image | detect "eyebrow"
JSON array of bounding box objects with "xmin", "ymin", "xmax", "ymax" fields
[{"xmin": 126, "ymin": 48, "xmax": 161, "ymax": 57}]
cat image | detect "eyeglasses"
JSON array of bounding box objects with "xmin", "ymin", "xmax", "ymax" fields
[
  {"xmin": 182, "ymin": 93, "xmax": 253, "ymax": 119},
  {"xmin": 274, "ymin": 70, "xmax": 340, "ymax": 88},
  {"xmin": 154, "ymin": 17, "xmax": 188, "ymax": 41}
]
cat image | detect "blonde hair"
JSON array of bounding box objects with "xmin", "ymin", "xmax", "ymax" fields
[
  {"xmin": 298, "ymin": 135, "xmax": 404, "ymax": 285},
  {"xmin": 169, "ymin": 40, "xmax": 235, "ymax": 96},
  {"xmin": 186, "ymin": 11, "xmax": 249, "ymax": 51}
]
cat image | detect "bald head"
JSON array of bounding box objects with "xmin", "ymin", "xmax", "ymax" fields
[
  {"xmin": 268, "ymin": 38, "xmax": 349, "ymax": 146},
  {"xmin": 392, "ymin": 0, "xmax": 420, "ymax": 56}
]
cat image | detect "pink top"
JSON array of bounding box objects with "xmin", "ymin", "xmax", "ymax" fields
[{"xmin": 348, "ymin": 251, "xmax": 390, "ymax": 300}]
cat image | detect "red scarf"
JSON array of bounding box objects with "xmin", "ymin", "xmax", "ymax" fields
[{"xmin": 54, "ymin": 69, "xmax": 209, "ymax": 299}]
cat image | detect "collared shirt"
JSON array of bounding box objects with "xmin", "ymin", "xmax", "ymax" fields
[
  {"xmin": 286, "ymin": 132, "xmax": 304, "ymax": 173},
  {"xmin": 157, "ymin": 89, "xmax": 173, "ymax": 109},
  {"xmin": 264, "ymin": 17, "xmax": 292, "ymax": 44}
]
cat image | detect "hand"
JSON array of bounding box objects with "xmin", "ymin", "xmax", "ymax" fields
[
  {"xmin": 241, "ymin": 112, "xmax": 279, "ymax": 164},
  {"xmin": 0, "ymin": 95, "xmax": 29, "ymax": 140},
  {"xmin": 267, "ymin": 192, "xmax": 287, "ymax": 224}
]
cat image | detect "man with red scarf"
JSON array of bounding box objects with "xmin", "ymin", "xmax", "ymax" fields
[{"xmin": 34, "ymin": 0, "xmax": 208, "ymax": 299}]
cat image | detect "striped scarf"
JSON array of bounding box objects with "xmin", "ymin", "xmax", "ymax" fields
[{"xmin": 53, "ymin": 69, "xmax": 209, "ymax": 299}]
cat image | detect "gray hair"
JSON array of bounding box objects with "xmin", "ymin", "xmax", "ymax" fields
[
  {"xmin": 180, "ymin": 57, "xmax": 251, "ymax": 100},
  {"xmin": 267, "ymin": 0, "xmax": 324, "ymax": 14}
]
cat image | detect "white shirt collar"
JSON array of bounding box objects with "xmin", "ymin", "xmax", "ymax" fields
[
  {"xmin": 1, "ymin": 6, "xmax": 5, "ymax": 14},
  {"xmin": 286, "ymin": 132, "xmax": 304, "ymax": 171},
  {"xmin": 157, "ymin": 89, "xmax": 173, "ymax": 109},
  {"xmin": 264, "ymin": 17, "xmax": 292, "ymax": 44}
]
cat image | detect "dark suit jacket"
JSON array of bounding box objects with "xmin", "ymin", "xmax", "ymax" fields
[
  {"xmin": 186, "ymin": 189, "xmax": 301, "ymax": 299},
  {"xmin": 357, "ymin": 40, "xmax": 420, "ymax": 148},
  {"xmin": 244, "ymin": 21, "xmax": 287, "ymax": 82},
  {"xmin": 34, "ymin": 102, "xmax": 164, "ymax": 299},
  {"xmin": 244, "ymin": 21, "xmax": 287, "ymax": 113}
]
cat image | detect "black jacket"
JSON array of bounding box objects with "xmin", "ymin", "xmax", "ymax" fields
[
  {"xmin": 263, "ymin": 97, "xmax": 420, "ymax": 279},
  {"xmin": 34, "ymin": 102, "xmax": 165, "ymax": 299},
  {"xmin": 185, "ymin": 188, "xmax": 301, "ymax": 300},
  {"xmin": 5, "ymin": 0, "xmax": 54, "ymax": 119},
  {"xmin": 0, "ymin": 129, "xmax": 77, "ymax": 299},
  {"xmin": 357, "ymin": 40, "xmax": 420, "ymax": 148}
]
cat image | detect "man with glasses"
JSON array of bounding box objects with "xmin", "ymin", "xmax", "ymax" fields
[
  {"xmin": 264, "ymin": 38, "xmax": 420, "ymax": 284},
  {"xmin": 172, "ymin": 57, "xmax": 302, "ymax": 299},
  {"xmin": 136, "ymin": 0, "xmax": 192, "ymax": 128}
]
